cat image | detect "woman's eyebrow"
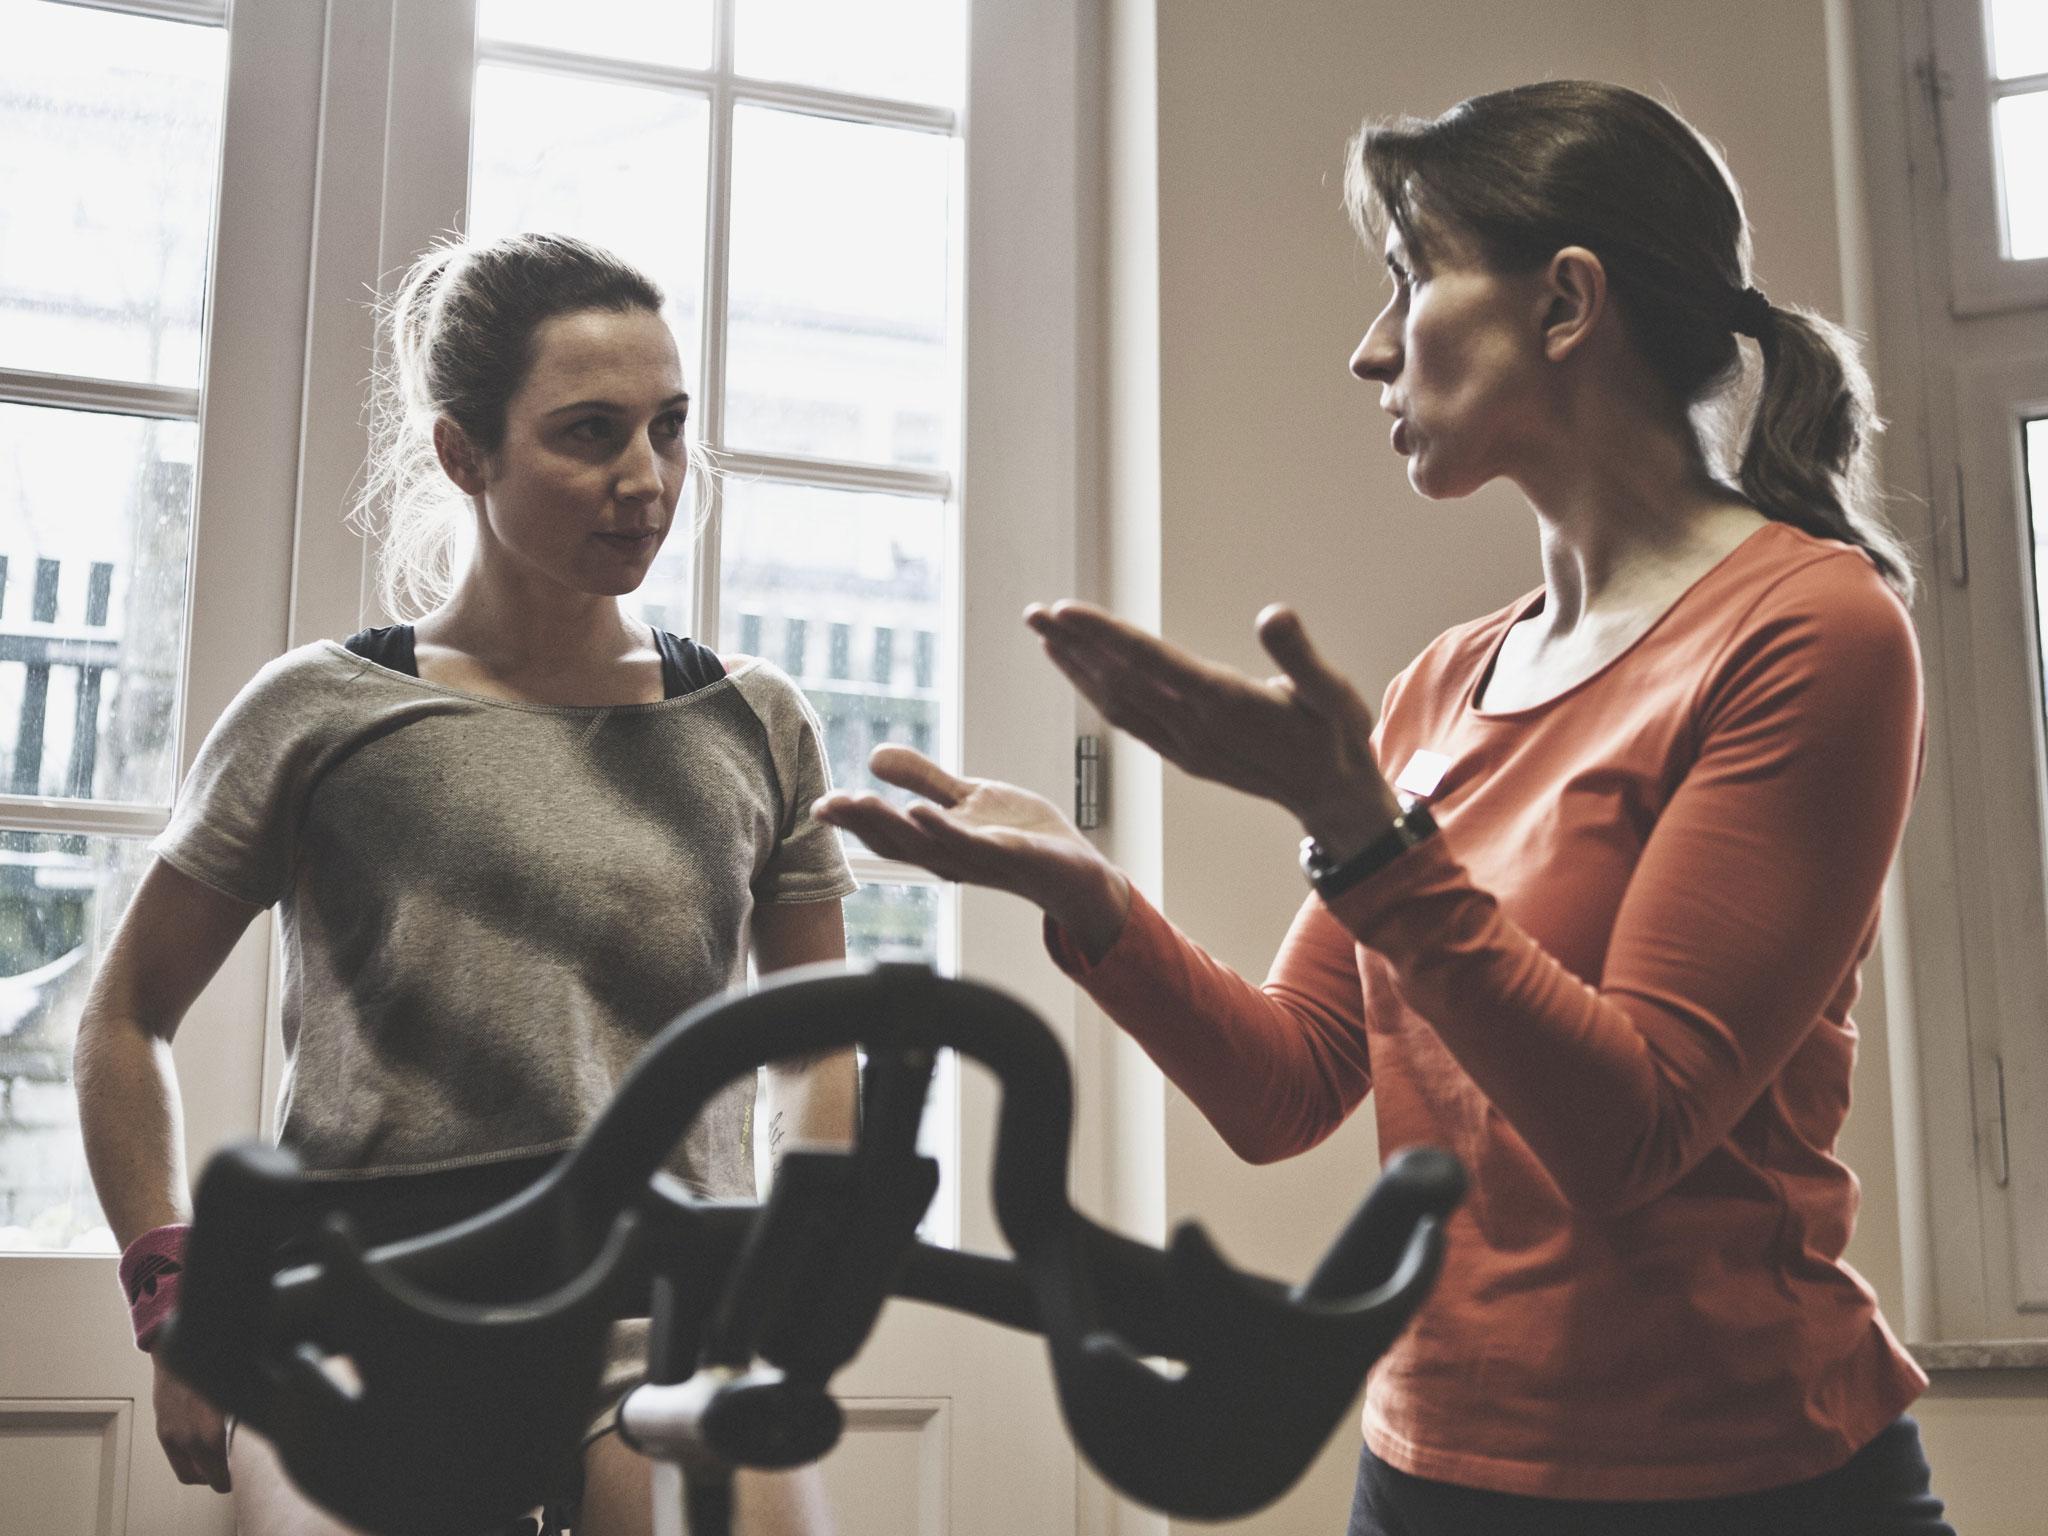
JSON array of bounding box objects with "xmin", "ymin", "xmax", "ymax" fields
[{"xmin": 544, "ymin": 392, "xmax": 691, "ymax": 417}]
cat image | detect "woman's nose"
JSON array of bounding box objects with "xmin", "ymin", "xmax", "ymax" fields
[
  {"xmin": 616, "ymin": 433, "xmax": 664, "ymax": 500},
  {"xmin": 1350, "ymin": 307, "xmax": 1400, "ymax": 383}
]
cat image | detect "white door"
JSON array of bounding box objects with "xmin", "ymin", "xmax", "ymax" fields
[{"xmin": 0, "ymin": 1, "xmax": 326, "ymax": 1532}]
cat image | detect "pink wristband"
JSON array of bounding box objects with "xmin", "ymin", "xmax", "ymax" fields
[{"xmin": 118, "ymin": 1223, "xmax": 188, "ymax": 1352}]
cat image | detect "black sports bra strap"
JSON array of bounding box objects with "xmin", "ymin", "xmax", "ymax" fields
[
  {"xmin": 342, "ymin": 624, "xmax": 419, "ymax": 676},
  {"xmin": 654, "ymin": 630, "xmax": 727, "ymax": 699},
  {"xmin": 343, "ymin": 624, "xmax": 723, "ymax": 701}
]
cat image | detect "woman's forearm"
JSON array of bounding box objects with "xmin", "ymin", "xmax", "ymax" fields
[
  {"xmin": 70, "ymin": 860, "xmax": 262, "ymax": 1247},
  {"xmin": 759, "ymin": 1048, "xmax": 859, "ymax": 1188},
  {"xmin": 74, "ymin": 1008, "xmax": 192, "ymax": 1247}
]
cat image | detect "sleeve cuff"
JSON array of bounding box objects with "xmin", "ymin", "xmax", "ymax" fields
[{"xmin": 1318, "ymin": 830, "xmax": 1466, "ymax": 957}]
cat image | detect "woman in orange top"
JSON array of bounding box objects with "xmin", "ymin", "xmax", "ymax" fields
[{"xmin": 817, "ymin": 81, "xmax": 1953, "ymax": 1535}]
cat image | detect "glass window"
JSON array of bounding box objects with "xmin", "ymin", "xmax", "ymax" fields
[
  {"xmin": 872, "ymin": 626, "xmax": 895, "ymax": 684},
  {"xmin": 735, "ymin": 0, "xmax": 965, "ymax": 108},
  {"xmin": 0, "ymin": 0, "xmax": 227, "ymax": 1254},
  {"xmin": 783, "ymin": 617, "xmax": 809, "ymax": 678},
  {"xmin": 738, "ymin": 612, "xmax": 763, "ymax": 656},
  {"xmin": 0, "ymin": 2, "xmax": 226, "ymax": 385},
  {"xmin": 0, "ymin": 407, "xmax": 197, "ymax": 804},
  {"xmin": 1990, "ymin": 0, "xmax": 2048, "ymax": 80},
  {"xmin": 724, "ymin": 107, "xmax": 955, "ymax": 467},
  {"xmin": 468, "ymin": 63, "xmax": 710, "ymax": 370},
  {"xmin": 1995, "ymin": 91, "xmax": 2048, "ymax": 261},
  {"xmin": 714, "ymin": 478, "xmax": 945, "ymax": 803},
  {"xmin": 0, "ymin": 833, "xmax": 151, "ymax": 1250}
]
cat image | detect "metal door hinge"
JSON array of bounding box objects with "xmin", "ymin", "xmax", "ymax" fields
[{"xmin": 1075, "ymin": 735, "xmax": 1103, "ymax": 830}]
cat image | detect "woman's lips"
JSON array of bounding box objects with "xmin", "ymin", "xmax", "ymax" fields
[{"xmin": 1390, "ymin": 417, "xmax": 1411, "ymax": 455}]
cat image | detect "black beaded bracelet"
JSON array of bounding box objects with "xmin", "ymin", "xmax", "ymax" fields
[{"xmin": 1298, "ymin": 803, "xmax": 1439, "ymax": 900}]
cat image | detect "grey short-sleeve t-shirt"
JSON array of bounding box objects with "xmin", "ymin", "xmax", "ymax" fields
[{"xmin": 153, "ymin": 642, "xmax": 857, "ymax": 1194}]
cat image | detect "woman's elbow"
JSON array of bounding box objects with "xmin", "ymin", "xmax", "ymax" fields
[{"xmin": 1214, "ymin": 1098, "xmax": 1353, "ymax": 1166}]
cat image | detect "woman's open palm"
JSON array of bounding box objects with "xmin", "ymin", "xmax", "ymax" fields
[{"xmin": 814, "ymin": 746, "xmax": 1131, "ymax": 955}]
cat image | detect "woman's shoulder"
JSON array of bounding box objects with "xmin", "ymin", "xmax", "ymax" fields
[
  {"xmin": 1711, "ymin": 522, "xmax": 1917, "ymax": 658},
  {"xmin": 203, "ymin": 639, "xmax": 446, "ymax": 751},
  {"xmin": 718, "ymin": 652, "xmax": 799, "ymax": 698},
  {"xmin": 229, "ymin": 639, "xmax": 376, "ymax": 707},
  {"xmin": 1691, "ymin": 522, "xmax": 1921, "ymax": 718}
]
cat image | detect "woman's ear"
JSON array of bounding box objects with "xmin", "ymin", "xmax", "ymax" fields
[
  {"xmin": 433, "ymin": 417, "xmax": 487, "ymax": 496},
  {"xmin": 1541, "ymin": 246, "xmax": 1608, "ymax": 363}
]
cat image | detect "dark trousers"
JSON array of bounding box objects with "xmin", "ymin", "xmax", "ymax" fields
[{"xmin": 1347, "ymin": 1416, "xmax": 1954, "ymax": 1536}]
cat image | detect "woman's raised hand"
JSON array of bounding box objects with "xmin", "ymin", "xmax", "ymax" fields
[
  {"xmin": 813, "ymin": 745, "xmax": 1134, "ymax": 961},
  {"xmin": 1026, "ymin": 600, "xmax": 1401, "ymax": 856}
]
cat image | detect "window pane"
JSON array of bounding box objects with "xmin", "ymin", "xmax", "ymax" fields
[
  {"xmin": 1996, "ymin": 91, "xmax": 2048, "ymax": 261},
  {"xmin": 477, "ymin": 0, "xmax": 712, "ymax": 71},
  {"xmin": 0, "ymin": 406, "xmax": 196, "ymax": 805},
  {"xmin": 1990, "ymin": 0, "xmax": 2048, "ymax": 80},
  {"xmin": 726, "ymin": 108, "xmax": 956, "ymax": 467},
  {"xmin": 709, "ymin": 481, "xmax": 946, "ymax": 846},
  {"xmin": 736, "ymin": 0, "xmax": 964, "ymax": 107},
  {"xmin": 0, "ymin": 1, "xmax": 225, "ymax": 386},
  {"xmin": 469, "ymin": 64, "xmax": 710, "ymax": 371},
  {"xmin": 844, "ymin": 881, "xmax": 940, "ymax": 967},
  {"xmin": 0, "ymin": 832, "xmax": 152, "ymax": 1254}
]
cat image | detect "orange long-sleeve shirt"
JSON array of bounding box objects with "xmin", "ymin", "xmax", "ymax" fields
[{"xmin": 1047, "ymin": 523, "xmax": 1928, "ymax": 1499}]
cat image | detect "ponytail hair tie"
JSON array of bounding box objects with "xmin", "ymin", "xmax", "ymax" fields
[
  {"xmin": 118, "ymin": 1222, "xmax": 189, "ymax": 1352},
  {"xmin": 1729, "ymin": 284, "xmax": 1774, "ymax": 339}
]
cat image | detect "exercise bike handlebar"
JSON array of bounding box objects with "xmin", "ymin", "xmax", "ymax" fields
[{"xmin": 164, "ymin": 962, "xmax": 1463, "ymax": 1535}]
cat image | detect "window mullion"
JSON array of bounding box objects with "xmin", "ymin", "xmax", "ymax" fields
[
  {"xmin": 0, "ymin": 368, "xmax": 199, "ymax": 422},
  {"xmin": 694, "ymin": 1, "xmax": 738, "ymax": 647},
  {"xmin": 39, "ymin": 0, "xmax": 226, "ymax": 27}
]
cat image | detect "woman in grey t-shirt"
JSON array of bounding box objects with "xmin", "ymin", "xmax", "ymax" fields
[{"xmin": 74, "ymin": 233, "xmax": 857, "ymax": 1536}]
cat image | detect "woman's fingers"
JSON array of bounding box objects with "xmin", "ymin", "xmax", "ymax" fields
[
  {"xmin": 1256, "ymin": 604, "xmax": 1328, "ymax": 697},
  {"xmin": 1030, "ymin": 600, "xmax": 1218, "ymax": 696},
  {"xmin": 866, "ymin": 744, "xmax": 972, "ymax": 808},
  {"xmin": 1035, "ymin": 633, "xmax": 1193, "ymax": 755}
]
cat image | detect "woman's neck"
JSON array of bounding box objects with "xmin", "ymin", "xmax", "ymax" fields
[
  {"xmin": 1512, "ymin": 386, "xmax": 1762, "ymax": 642},
  {"xmin": 413, "ymin": 556, "xmax": 652, "ymax": 698}
]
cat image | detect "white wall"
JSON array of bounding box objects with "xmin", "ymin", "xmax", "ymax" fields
[{"xmin": 1089, "ymin": 1, "xmax": 2048, "ymax": 1530}]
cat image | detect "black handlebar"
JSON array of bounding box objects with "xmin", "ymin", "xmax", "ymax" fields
[{"xmin": 163, "ymin": 962, "xmax": 1463, "ymax": 1534}]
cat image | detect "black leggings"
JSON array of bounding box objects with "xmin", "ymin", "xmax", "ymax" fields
[{"xmin": 1347, "ymin": 1416, "xmax": 1954, "ymax": 1536}]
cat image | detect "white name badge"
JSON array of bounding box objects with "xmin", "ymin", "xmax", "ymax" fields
[{"xmin": 1394, "ymin": 749, "xmax": 1452, "ymax": 801}]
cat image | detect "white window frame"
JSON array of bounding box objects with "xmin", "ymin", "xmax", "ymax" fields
[
  {"xmin": 1927, "ymin": 0, "xmax": 2048, "ymax": 315},
  {"xmin": 1851, "ymin": 0, "xmax": 2048, "ymax": 1355},
  {"xmin": 282, "ymin": 0, "xmax": 1089, "ymax": 1259}
]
